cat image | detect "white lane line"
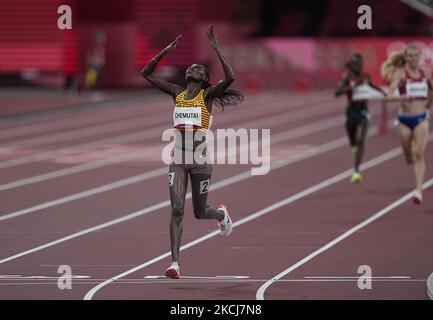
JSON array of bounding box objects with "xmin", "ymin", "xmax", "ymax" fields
[
  {"xmin": 304, "ymin": 276, "xmax": 410, "ymax": 279},
  {"xmin": 0, "ymin": 199, "xmax": 172, "ymax": 265},
  {"xmin": 143, "ymin": 275, "xmax": 250, "ymax": 279},
  {"xmin": 0, "ymin": 125, "xmax": 167, "ymax": 169},
  {"xmin": 0, "ymin": 97, "xmax": 340, "ymax": 169},
  {"xmin": 0, "ymin": 111, "xmax": 345, "ymax": 192},
  {"xmin": 0, "ymin": 277, "xmax": 418, "ymax": 283},
  {"xmin": 0, "ymin": 113, "xmax": 357, "ymax": 220},
  {"xmin": 0, "ymin": 147, "xmax": 158, "ymax": 192},
  {"xmin": 0, "ymin": 280, "xmax": 428, "ymax": 287},
  {"xmin": 0, "ymin": 98, "xmax": 165, "ymax": 139},
  {"xmin": 0, "ymin": 92, "xmax": 284, "ymax": 137},
  {"xmin": 0, "ymin": 167, "xmax": 168, "ymax": 222},
  {"xmin": 1, "ymin": 92, "xmax": 277, "ymax": 148},
  {"xmin": 3, "ymin": 280, "xmax": 423, "ymax": 284},
  {"xmin": 82, "ymin": 139, "xmax": 414, "ymax": 300},
  {"xmin": 0, "ymin": 279, "xmax": 427, "ymax": 287},
  {"xmin": 0, "ymin": 93, "xmax": 163, "ymax": 130},
  {"xmin": 256, "ymin": 177, "xmax": 433, "ymax": 300},
  {"xmin": 0, "ymin": 92, "xmax": 320, "ymax": 136},
  {"xmin": 40, "ymin": 264, "xmax": 137, "ymax": 267},
  {"xmin": 0, "ymin": 130, "xmax": 364, "ymax": 263},
  {"xmin": 1, "ymin": 112, "xmax": 170, "ymax": 149},
  {"xmin": 0, "ymin": 93, "xmax": 270, "ymax": 152},
  {"xmin": 0, "ymin": 275, "xmax": 90, "ymax": 279}
]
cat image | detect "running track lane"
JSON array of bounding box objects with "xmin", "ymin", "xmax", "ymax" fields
[
  {"xmin": 0, "ymin": 124, "xmax": 418, "ymax": 298},
  {"xmin": 0, "ymin": 107, "xmax": 387, "ymax": 261},
  {"xmin": 0, "ymin": 92, "xmax": 362, "ymax": 245},
  {"xmin": 0, "ymin": 99, "xmax": 350, "ymax": 211},
  {"xmin": 0, "ymin": 91, "xmax": 423, "ymax": 299},
  {"xmin": 86, "ymin": 135, "xmax": 433, "ymax": 300}
]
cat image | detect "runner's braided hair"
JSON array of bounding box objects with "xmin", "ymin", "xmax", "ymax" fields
[{"xmin": 200, "ymin": 66, "xmax": 244, "ymax": 111}]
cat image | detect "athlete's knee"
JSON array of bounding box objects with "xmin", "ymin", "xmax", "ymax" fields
[
  {"xmin": 171, "ymin": 204, "xmax": 184, "ymax": 223},
  {"xmin": 414, "ymin": 148, "xmax": 425, "ymax": 161}
]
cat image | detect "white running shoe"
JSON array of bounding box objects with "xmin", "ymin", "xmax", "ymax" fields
[
  {"xmin": 412, "ymin": 190, "xmax": 423, "ymax": 205},
  {"xmin": 165, "ymin": 262, "xmax": 180, "ymax": 279},
  {"xmin": 218, "ymin": 204, "xmax": 232, "ymax": 236}
]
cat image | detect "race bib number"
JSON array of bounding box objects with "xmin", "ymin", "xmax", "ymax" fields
[
  {"xmin": 406, "ymin": 80, "xmax": 428, "ymax": 98},
  {"xmin": 352, "ymin": 84, "xmax": 385, "ymax": 101},
  {"xmin": 199, "ymin": 179, "xmax": 210, "ymax": 194},
  {"xmin": 173, "ymin": 107, "xmax": 202, "ymax": 127},
  {"xmin": 168, "ymin": 172, "xmax": 175, "ymax": 186}
]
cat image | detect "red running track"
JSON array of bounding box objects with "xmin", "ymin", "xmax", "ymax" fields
[{"xmin": 0, "ymin": 90, "xmax": 431, "ymax": 300}]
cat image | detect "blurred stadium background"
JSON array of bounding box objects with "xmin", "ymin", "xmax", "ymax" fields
[
  {"xmin": 1, "ymin": 1, "xmax": 433, "ymax": 301},
  {"xmin": 0, "ymin": 0, "xmax": 433, "ymax": 116}
]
